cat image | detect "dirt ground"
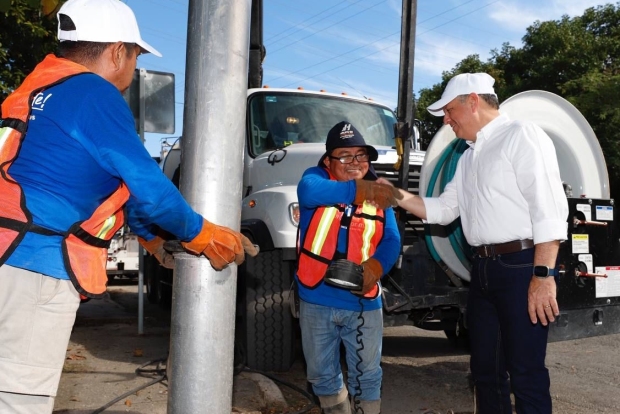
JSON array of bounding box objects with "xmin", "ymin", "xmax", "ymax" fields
[
  {"xmin": 55, "ymin": 281, "xmax": 620, "ymax": 414},
  {"xmin": 53, "ymin": 280, "xmax": 276, "ymax": 414}
]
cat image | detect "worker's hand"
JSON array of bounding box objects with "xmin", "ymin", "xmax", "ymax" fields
[
  {"xmin": 528, "ymin": 276, "xmax": 559, "ymax": 326},
  {"xmin": 357, "ymin": 258, "xmax": 383, "ymax": 295},
  {"xmin": 353, "ymin": 179, "xmax": 403, "ymax": 210},
  {"xmin": 182, "ymin": 219, "xmax": 259, "ymax": 270},
  {"xmin": 139, "ymin": 235, "xmax": 175, "ymax": 269}
]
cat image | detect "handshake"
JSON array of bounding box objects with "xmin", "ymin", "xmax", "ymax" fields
[
  {"xmin": 353, "ymin": 179, "xmax": 403, "ymax": 210},
  {"xmin": 140, "ymin": 219, "xmax": 258, "ymax": 271},
  {"xmin": 140, "ymin": 179, "xmax": 403, "ymax": 271}
]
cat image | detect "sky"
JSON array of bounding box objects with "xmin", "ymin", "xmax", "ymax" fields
[{"xmin": 125, "ymin": 0, "xmax": 608, "ymax": 156}]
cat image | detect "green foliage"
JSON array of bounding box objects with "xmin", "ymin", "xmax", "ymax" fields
[
  {"xmin": 416, "ymin": 3, "xmax": 620, "ymax": 199},
  {"xmin": 0, "ymin": 0, "xmax": 58, "ymax": 102}
]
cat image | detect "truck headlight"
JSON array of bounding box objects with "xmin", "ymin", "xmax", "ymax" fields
[{"xmin": 289, "ymin": 203, "xmax": 300, "ymax": 227}]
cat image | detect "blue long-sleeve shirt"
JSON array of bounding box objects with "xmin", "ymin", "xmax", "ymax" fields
[
  {"xmin": 296, "ymin": 166, "xmax": 400, "ymax": 311},
  {"xmin": 5, "ymin": 73, "xmax": 202, "ymax": 279}
]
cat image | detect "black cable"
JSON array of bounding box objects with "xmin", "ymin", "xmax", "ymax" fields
[
  {"xmin": 90, "ymin": 341, "xmax": 317, "ymax": 413},
  {"xmin": 352, "ymin": 295, "xmax": 365, "ymax": 414},
  {"xmin": 90, "ymin": 357, "xmax": 167, "ymax": 414},
  {"xmin": 236, "ymin": 333, "xmax": 317, "ymax": 413}
]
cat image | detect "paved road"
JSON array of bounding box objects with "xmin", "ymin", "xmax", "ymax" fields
[
  {"xmin": 67, "ymin": 281, "xmax": 620, "ymax": 414},
  {"xmin": 379, "ymin": 326, "xmax": 620, "ymax": 414}
]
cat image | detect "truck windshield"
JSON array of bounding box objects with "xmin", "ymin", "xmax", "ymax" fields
[{"xmin": 248, "ymin": 91, "xmax": 397, "ymax": 156}]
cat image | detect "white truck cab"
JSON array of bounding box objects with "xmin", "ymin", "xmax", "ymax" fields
[{"xmin": 154, "ymin": 87, "xmax": 425, "ymax": 371}]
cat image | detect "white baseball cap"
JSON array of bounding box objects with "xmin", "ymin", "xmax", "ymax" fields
[
  {"xmin": 57, "ymin": 0, "xmax": 162, "ymax": 57},
  {"xmin": 427, "ymin": 73, "xmax": 496, "ymax": 116}
]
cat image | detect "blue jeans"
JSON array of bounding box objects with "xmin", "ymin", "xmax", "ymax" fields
[
  {"xmin": 468, "ymin": 248, "xmax": 552, "ymax": 414},
  {"xmin": 300, "ymin": 300, "xmax": 383, "ymax": 401}
]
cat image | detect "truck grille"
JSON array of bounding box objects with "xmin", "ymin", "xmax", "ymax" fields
[{"xmin": 373, "ymin": 163, "xmax": 424, "ymax": 245}]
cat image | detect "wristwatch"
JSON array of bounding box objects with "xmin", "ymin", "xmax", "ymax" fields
[{"xmin": 533, "ymin": 265, "xmax": 558, "ymax": 278}]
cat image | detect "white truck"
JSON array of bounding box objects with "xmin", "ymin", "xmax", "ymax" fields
[
  {"xmin": 106, "ymin": 227, "xmax": 140, "ymax": 281},
  {"xmin": 142, "ymin": 0, "xmax": 620, "ymax": 374},
  {"xmin": 145, "ymin": 87, "xmax": 425, "ymax": 371}
]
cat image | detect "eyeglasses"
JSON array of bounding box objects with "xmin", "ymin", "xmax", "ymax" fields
[{"xmin": 328, "ymin": 154, "xmax": 370, "ymax": 164}]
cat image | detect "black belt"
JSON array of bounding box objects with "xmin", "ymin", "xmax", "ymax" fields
[{"xmin": 474, "ymin": 239, "xmax": 534, "ymax": 258}]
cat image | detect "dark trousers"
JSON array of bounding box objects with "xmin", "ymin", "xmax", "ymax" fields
[{"xmin": 467, "ymin": 248, "xmax": 552, "ymax": 414}]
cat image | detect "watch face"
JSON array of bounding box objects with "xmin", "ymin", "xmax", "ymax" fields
[{"xmin": 534, "ymin": 266, "xmax": 550, "ymax": 277}]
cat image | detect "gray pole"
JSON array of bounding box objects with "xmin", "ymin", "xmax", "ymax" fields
[
  {"xmin": 167, "ymin": 0, "xmax": 251, "ymax": 412},
  {"xmin": 137, "ymin": 68, "xmax": 146, "ymax": 335}
]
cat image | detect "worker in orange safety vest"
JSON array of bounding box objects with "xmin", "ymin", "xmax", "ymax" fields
[
  {"xmin": 0, "ymin": 1, "xmax": 256, "ymax": 412},
  {"xmin": 296, "ymin": 121, "xmax": 401, "ymax": 414}
]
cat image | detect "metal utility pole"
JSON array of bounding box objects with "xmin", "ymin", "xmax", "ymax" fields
[
  {"xmin": 394, "ymin": 0, "xmax": 417, "ymax": 192},
  {"xmin": 167, "ymin": 0, "xmax": 252, "ymax": 412},
  {"xmin": 247, "ymin": 0, "xmax": 264, "ymax": 89}
]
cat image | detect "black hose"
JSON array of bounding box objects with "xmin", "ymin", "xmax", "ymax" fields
[
  {"xmin": 90, "ymin": 357, "xmax": 167, "ymax": 414},
  {"xmin": 352, "ymin": 296, "xmax": 366, "ymax": 414},
  {"xmin": 90, "ymin": 353, "xmax": 317, "ymax": 414}
]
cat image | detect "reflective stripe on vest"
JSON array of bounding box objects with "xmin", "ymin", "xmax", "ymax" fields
[
  {"xmin": 310, "ymin": 206, "xmax": 339, "ymax": 256},
  {"xmin": 62, "ymin": 183, "xmax": 130, "ymax": 297},
  {"xmin": 0, "ymin": 54, "xmax": 130, "ymax": 298},
  {"xmin": 298, "ymin": 200, "xmax": 385, "ymax": 299}
]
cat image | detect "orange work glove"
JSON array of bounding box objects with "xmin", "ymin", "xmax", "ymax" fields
[
  {"xmin": 360, "ymin": 258, "xmax": 383, "ymax": 295},
  {"xmin": 181, "ymin": 219, "xmax": 259, "ymax": 270},
  {"xmin": 353, "ymin": 179, "xmax": 403, "ymax": 210},
  {"xmin": 139, "ymin": 235, "xmax": 175, "ymax": 269}
]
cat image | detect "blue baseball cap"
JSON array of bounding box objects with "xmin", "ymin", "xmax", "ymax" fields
[{"xmin": 318, "ymin": 121, "xmax": 378, "ymax": 180}]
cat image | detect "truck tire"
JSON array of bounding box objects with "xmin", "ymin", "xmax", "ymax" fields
[
  {"xmin": 144, "ymin": 254, "xmax": 172, "ymax": 308},
  {"xmin": 444, "ymin": 313, "xmax": 469, "ymax": 349},
  {"xmin": 157, "ymin": 268, "xmax": 173, "ymax": 309},
  {"xmin": 240, "ymin": 248, "xmax": 296, "ymax": 372}
]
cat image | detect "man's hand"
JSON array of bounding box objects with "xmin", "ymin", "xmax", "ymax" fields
[
  {"xmin": 354, "ymin": 179, "xmax": 403, "ymax": 210},
  {"xmin": 360, "ymin": 258, "xmax": 383, "ymax": 295},
  {"xmin": 375, "ymin": 177, "xmax": 393, "ymax": 187},
  {"xmin": 528, "ymin": 276, "xmax": 559, "ymax": 326},
  {"xmin": 182, "ymin": 219, "xmax": 259, "ymax": 270},
  {"xmin": 139, "ymin": 235, "xmax": 175, "ymax": 269}
]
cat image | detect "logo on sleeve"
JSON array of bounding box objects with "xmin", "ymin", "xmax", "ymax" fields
[{"xmin": 32, "ymin": 92, "xmax": 53, "ymax": 111}]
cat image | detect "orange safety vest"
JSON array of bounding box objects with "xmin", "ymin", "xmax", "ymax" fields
[
  {"xmin": 297, "ymin": 181, "xmax": 385, "ymax": 299},
  {"xmin": 0, "ymin": 54, "xmax": 130, "ymax": 298}
]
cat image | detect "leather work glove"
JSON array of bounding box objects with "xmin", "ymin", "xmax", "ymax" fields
[
  {"xmin": 139, "ymin": 235, "xmax": 175, "ymax": 269},
  {"xmin": 353, "ymin": 179, "xmax": 403, "ymax": 210},
  {"xmin": 360, "ymin": 257, "xmax": 383, "ymax": 295},
  {"xmin": 182, "ymin": 219, "xmax": 259, "ymax": 270}
]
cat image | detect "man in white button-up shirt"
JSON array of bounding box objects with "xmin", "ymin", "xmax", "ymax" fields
[{"xmin": 391, "ymin": 73, "xmax": 568, "ymax": 414}]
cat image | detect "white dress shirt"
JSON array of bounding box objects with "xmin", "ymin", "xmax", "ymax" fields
[{"xmin": 423, "ymin": 114, "xmax": 569, "ymax": 246}]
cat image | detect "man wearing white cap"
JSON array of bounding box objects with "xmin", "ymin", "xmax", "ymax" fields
[
  {"xmin": 0, "ymin": 0, "xmax": 256, "ymax": 412},
  {"xmin": 387, "ymin": 73, "xmax": 568, "ymax": 413}
]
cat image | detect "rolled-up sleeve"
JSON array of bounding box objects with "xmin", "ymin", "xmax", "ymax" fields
[{"xmin": 422, "ymin": 178, "xmax": 460, "ymax": 226}]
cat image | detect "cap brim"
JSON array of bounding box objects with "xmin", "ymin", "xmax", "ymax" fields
[
  {"xmin": 138, "ymin": 39, "xmax": 162, "ymax": 57},
  {"xmin": 366, "ymin": 146, "xmax": 378, "ymax": 162},
  {"xmin": 426, "ymin": 95, "xmax": 455, "ymax": 116}
]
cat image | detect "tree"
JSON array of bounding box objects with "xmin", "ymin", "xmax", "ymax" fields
[
  {"xmin": 0, "ymin": 0, "xmax": 62, "ymax": 102},
  {"xmin": 416, "ymin": 3, "xmax": 620, "ymax": 200}
]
